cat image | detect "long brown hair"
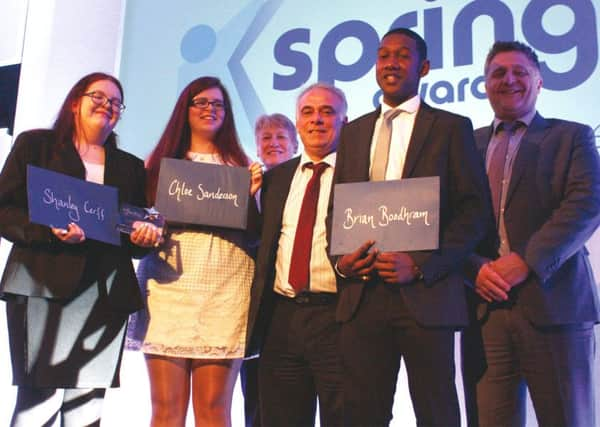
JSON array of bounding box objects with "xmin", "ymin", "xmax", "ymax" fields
[
  {"xmin": 53, "ymin": 72, "xmax": 124, "ymax": 151},
  {"xmin": 145, "ymin": 76, "xmax": 249, "ymax": 204}
]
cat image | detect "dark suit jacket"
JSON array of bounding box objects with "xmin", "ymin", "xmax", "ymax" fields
[
  {"xmin": 331, "ymin": 101, "xmax": 492, "ymax": 327},
  {"xmin": 245, "ymin": 156, "xmax": 301, "ymax": 357},
  {"xmin": 0, "ymin": 129, "xmax": 147, "ymax": 313},
  {"xmin": 473, "ymin": 113, "xmax": 600, "ymax": 325}
]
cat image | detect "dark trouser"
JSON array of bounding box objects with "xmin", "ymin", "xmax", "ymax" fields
[
  {"xmin": 462, "ymin": 305, "xmax": 596, "ymax": 427},
  {"xmin": 258, "ymin": 293, "xmax": 342, "ymax": 427},
  {"xmin": 340, "ymin": 283, "xmax": 459, "ymax": 427},
  {"xmin": 241, "ymin": 357, "xmax": 261, "ymax": 427}
]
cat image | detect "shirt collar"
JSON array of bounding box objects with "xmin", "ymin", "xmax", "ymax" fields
[
  {"xmin": 492, "ymin": 109, "xmax": 537, "ymax": 133},
  {"xmin": 299, "ymin": 151, "xmax": 336, "ymax": 169},
  {"xmin": 380, "ymin": 95, "xmax": 421, "ymax": 117}
]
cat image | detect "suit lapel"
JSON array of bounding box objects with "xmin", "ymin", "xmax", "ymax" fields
[
  {"xmin": 505, "ymin": 113, "xmax": 548, "ymax": 207},
  {"xmin": 402, "ymin": 102, "xmax": 435, "ymax": 178},
  {"xmin": 103, "ymin": 145, "xmax": 118, "ymax": 188},
  {"xmin": 264, "ymin": 157, "xmax": 300, "ymax": 240},
  {"xmin": 475, "ymin": 125, "xmax": 494, "ymax": 161},
  {"xmin": 48, "ymin": 140, "xmax": 86, "ymax": 179},
  {"xmin": 354, "ymin": 110, "xmax": 379, "ymax": 181}
]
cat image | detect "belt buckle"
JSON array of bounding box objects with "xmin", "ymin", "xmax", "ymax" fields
[{"xmin": 294, "ymin": 293, "xmax": 310, "ymax": 304}]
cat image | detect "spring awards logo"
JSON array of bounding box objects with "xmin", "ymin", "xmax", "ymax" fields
[{"xmin": 272, "ymin": 0, "xmax": 598, "ymax": 106}]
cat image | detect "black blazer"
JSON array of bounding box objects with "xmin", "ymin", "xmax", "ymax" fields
[
  {"xmin": 0, "ymin": 129, "xmax": 147, "ymax": 313},
  {"xmin": 331, "ymin": 102, "xmax": 492, "ymax": 327},
  {"xmin": 472, "ymin": 113, "xmax": 600, "ymax": 325},
  {"xmin": 245, "ymin": 156, "xmax": 300, "ymax": 357}
]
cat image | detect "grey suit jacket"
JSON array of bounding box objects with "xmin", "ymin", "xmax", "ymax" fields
[
  {"xmin": 331, "ymin": 101, "xmax": 492, "ymax": 327},
  {"xmin": 473, "ymin": 112, "xmax": 600, "ymax": 325}
]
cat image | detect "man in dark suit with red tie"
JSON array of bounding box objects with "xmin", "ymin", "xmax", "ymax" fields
[
  {"xmin": 462, "ymin": 40, "xmax": 600, "ymax": 427},
  {"xmin": 245, "ymin": 82, "xmax": 348, "ymax": 426},
  {"xmin": 331, "ymin": 28, "xmax": 491, "ymax": 426}
]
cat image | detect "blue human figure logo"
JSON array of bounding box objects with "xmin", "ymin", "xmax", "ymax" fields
[{"xmin": 178, "ymin": 0, "xmax": 284, "ymax": 155}]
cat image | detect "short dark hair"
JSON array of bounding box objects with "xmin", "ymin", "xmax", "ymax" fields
[
  {"xmin": 381, "ymin": 28, "xmax": 427, "ymax": 62},
  {"xmin": 484, "ymin": 41, "xmax": 540, "ymax": 75}
]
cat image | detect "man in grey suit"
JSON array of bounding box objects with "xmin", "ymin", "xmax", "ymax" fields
[{"xmin": 462, "ymin": 40, "xmax": 600, "ymax": 427}]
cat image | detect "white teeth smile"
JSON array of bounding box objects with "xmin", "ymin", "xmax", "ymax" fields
[{"xmin": 501, "ymin": 87, "xmax": 521, "ymax": 94}]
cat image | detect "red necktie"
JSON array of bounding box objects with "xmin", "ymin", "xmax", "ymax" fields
[{"xmin": 288, "ymin": 162, "xmax": 329, "ymax": 292}]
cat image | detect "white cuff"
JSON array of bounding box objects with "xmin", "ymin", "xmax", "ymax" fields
[{"xmin": 334, "ymin": 260, "xmax": 350, "ymax": 279}]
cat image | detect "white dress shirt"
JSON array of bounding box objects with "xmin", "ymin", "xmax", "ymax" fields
[
  {"xmin": 369, "ymin": 95, "xmax": 421, "ymax": 180},
  {"xmin": 273, "ymin": 151, "xmax": 337, "ymax": 296}
]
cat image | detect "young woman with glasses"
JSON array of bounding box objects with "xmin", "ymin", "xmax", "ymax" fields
[
  {"xmin": 0, "ymin": 72, "xmax": 162, "ymax": 426},
  {"xmin": 126, "ymin": 76, "xmax": 262, "ymax": 427}
]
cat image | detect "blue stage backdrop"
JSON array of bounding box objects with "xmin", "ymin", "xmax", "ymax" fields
[{"xmin": 118, "ymin": 0, "xmax": 600, "ymax": 161}]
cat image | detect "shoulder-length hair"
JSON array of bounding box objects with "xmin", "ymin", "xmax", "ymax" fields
[
  {"xmin": 53, "ymin": 72, "xmax": 124, "ymax": 151},
  {"xmin": 145, "ymin": 76, "xmax": 249, "ymax": 204}
]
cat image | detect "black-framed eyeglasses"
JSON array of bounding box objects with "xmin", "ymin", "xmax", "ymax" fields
[
  {"xmin": 83, "ymin": 91, "xmax": 126, "ymax": 113},
  {"xmin": 190, "ymin": 97, "xmax": 225, "ymax": 110}
]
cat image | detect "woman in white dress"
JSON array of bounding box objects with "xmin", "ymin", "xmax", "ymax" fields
[{"xmin": 128, "ymin": 76, "xmax": 262, "ymax": 427}]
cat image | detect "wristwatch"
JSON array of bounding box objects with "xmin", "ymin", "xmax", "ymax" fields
[{"xmin": 413, "ymin": 265, "xmax": 424, "ymax": 281}]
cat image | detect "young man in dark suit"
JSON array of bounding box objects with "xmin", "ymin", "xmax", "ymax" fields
[
  {"xmin": 462, "ymin": 40, "xmax": 600, "ymax": 427},
  {"xmin": 331, "ymin": 28, "xmax": 491, "ymax": 426}
]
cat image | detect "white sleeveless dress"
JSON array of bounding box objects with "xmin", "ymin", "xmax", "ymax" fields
[{"xmin": 126, "ymin": 153, "xmax": 254, "ymax": 358}]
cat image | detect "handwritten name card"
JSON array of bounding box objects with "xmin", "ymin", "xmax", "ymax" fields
[
  {"xmin": 155, "ymin": 158, "xmax": 250, "ymax": 229},
  {"xmin": 330, "ymin": 177, "xmax": 440, "ymax": 255},
  {"xmin": 27, "ymin": 165, "xmax": 121, "ymax": 245}
]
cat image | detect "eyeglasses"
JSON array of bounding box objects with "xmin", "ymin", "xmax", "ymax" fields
[
  {"xmin": 190, "ymin": 97, "xmax": 225, "ymax": 110},
  {"xmin": 83, "ymin": 92, "xmax": 126, "ymax": 113}
]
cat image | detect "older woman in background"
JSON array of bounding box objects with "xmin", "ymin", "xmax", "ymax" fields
[{"xmin": 255, "ymin": 113, "xmax": 298, "ymax": 170}]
